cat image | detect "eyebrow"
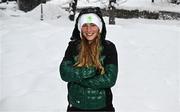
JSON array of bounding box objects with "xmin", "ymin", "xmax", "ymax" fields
[{"xmin": 83, "ymin": 23, "xmax": 96, "ymax": 26}]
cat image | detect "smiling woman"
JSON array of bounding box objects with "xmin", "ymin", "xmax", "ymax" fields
[{"xmin": 59, "ymin": 7, "xmax": 118, "ymax": 112}]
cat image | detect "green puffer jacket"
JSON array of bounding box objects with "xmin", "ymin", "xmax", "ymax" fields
[{"xmin": 60, "ymin": 40, "xmax": 118, "ymax": 110}]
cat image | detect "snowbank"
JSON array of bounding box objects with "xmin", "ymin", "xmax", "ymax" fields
[{"xmin": 25, "ymin": 2, "xmax": 69, "ymax": 20}]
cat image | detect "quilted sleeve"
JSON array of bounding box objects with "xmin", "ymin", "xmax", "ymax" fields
[
  {"xmin": 59, "ymin": 41, "xmax": 96, "ymax": 82},
  {"xmin": 79, "ymin": 42, "xmax": 118, "ymax": 89}
]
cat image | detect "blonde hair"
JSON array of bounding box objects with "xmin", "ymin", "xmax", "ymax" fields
[{"xmin": 74, "ymin": 33, "xmax": 105, "ymax": 74}]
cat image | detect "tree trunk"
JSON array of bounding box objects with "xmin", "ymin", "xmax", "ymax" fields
[
  {"xmin": 109, "ymin": 0, "xmax": 116, "ymax": 24},
  {"xmin": 69, "ymin": 0, "xmax": 77, "ymax": 21}
]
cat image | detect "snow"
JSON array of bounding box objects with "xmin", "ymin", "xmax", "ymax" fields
[
  {"xmin": 0, "ymin": 0, "xmax": 180, "ymax": 112},
  {"xmin": 59, "ymin": 0, "xmax": 180, "ymax": 12}
]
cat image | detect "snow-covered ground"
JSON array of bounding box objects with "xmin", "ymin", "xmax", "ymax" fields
[
  {"xmin": 58, "ymin": 0, "xmax": 180, "ymax": 12},
  {"xmin": 0, "ymin": 0, "xmax": 180, "ymax": 112}
]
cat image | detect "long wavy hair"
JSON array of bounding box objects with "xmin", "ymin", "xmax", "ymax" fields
[{"xmin": 74, "ymin": 32, "xmax": 105, "ymax": 74}]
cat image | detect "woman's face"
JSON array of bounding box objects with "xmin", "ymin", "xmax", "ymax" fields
[{"xmin": 81, "ymin": 23, "xmax": 99, "ymax": 42}]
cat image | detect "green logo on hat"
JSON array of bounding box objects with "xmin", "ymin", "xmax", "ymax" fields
[{"xmin": 87, "ymin": 16, "xmax": 93, "ymax": 23}]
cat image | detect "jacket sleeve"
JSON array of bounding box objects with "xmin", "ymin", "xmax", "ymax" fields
[
  {"xmin": 79, "ymin": 42, "xmax": 118, "ymax": 89},
  {"xmin": 59, "ymin": 41, "xmax": 96, "ymax": 82}
]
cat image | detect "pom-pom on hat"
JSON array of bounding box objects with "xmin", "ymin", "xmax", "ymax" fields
[{"xmin": 78, "ymin": 13, "xmax": 102, "ymax": 32}]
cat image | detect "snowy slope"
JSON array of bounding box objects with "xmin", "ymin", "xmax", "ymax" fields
[{"xmin": 0, "ymin": 1, "xmax": 180, "ymax": 112}]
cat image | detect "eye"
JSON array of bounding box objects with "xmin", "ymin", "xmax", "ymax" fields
[
  {"xmin": 82, "ymin": 24, "xmax": 88, "ymax": 28},
  {"xmin": 90, "ymin": 23, "xmax": 97, "ymax": 27}
]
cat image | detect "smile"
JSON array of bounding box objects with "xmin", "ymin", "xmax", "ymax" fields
[{"xmin": 86, "ymin": 33, "xmax": 94, "ymax": 36}]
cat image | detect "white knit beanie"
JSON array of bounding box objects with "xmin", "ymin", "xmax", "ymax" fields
[{"xmin": 78, "ymin": 13, "xmax": 102, "ymax": 32}]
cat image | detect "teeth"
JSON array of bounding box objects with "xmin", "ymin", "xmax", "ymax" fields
[{"xmin": 87, "ymin": 33, "xmax": 93, "ymax": 36}]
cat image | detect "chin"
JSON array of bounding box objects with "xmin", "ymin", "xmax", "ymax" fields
[{"xmin": 87, "ymin": 37, "xmax": 96, "ymax": 41}]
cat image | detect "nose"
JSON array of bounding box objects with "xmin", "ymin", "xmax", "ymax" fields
[{"xmin": 86, "ymin": 25, "xmax": 92, "ymax": 32}]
